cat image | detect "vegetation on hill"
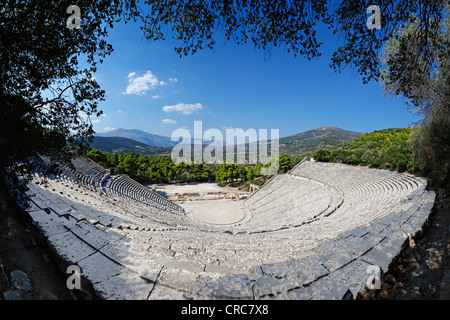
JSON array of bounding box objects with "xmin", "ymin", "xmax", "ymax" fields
[
  {"xmin": 313, "ymin": 128, "xmax": 415, "ymax": 173},
  {"xmin": 90, "ymin": 136, "xmax": 171, "ymax": 155},
  {"xmin": 96, "ymin": 128, "xmax": 176, "ymax": 147},
  {"xmin": 279, "ymin": 126, "xmax": 364, "ymax": 157}
]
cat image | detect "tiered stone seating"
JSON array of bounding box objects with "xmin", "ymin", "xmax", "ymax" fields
[
  {"xmin": 237, "ymin": 175, "xmax": 337, "ymax": 231},
  {"xmin": 12, "ymin": 156, "xmax": 435, "ymax": 300},
  {"xmin": 25, "ymin": 157, "xmax": 187, "ymax": 230},
  {"xmin": 104, "ymin": 174, "xmax": 185, "ymax": 215},
  {"xmin": 286, "ymin": 161, "xmax": 427, "ymax": 238}
]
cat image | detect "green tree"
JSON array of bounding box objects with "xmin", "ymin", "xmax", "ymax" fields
[
  {"xmin": 117, "ymin": 154, "xmax": 137, "ymax": 176},
  {"xmin": 361, "ymin": 150, "xmax": 373, "ymax": 165},
  {"xmin": 279, "ymin": 154, "xmax": 292, "ymax": 172},
  {"xmin": 246, "ymin": 167, "xmax": 255, "ymax": 181},
  {"xmin": 238, "ymin": 166, "xmax": 248, "ymax": 182},
  {"xmin": 87, "ymin": 149, "xmax": 107, "ymax": 164},
  {"xmin": 411, "ymin": 120, "xmax": 450, "ymax": 188},
  {"xmin": 314, "ymin": 150, "xmax": 332, "ymax": 162},
  {"xmin": 254, "ymin": 163, "xmax": 262, "ymax": 176}
]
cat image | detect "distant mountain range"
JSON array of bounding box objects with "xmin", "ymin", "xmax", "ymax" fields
[
  {"xmin": 91, "ymin": 126, "xmax": 365, "ymax": 157},
  {"xmin": 96, "ymin": 128, "xmax": 176, "ymax": 147},
  {"xmin": 91, "ymin": 136, "xmax": 171, "ymax": 155}
]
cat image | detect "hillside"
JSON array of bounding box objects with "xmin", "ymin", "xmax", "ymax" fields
[
  {"xmin": 96, "ymin": 128, "xmax": 176, "ymax": 147},
  {"xmin": 90, "ymin": 136, "xmax": 171, "ymax": 156},
  {"xmin": 312, "ymin": 127, "xmax": 415, "ymax": 173},
  {"xmin": 278, "ymin": 126, "xmax": 364, "ymax": 156}
]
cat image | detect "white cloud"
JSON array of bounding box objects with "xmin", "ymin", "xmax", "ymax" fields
[
  {"xmin": 101, "ymin": 113, "xmax": 107, "ymax": 117},
  {"xmin": 104, "ymin": 127, "xmax": 116, "ymax": 131},
  {"xmin": 162, "ymin": 103, "xmax": 204, "ymax": 115},
  {"xmin": 124, "ymin": 70, "xmax": 165, "ymax": 95},
  {"xmin": 152, "ymin": 94, "xmax": 161, "ymax": 99},
  {"xmin": 117, "ymin": 109, "xmax": 125, "ymax": 113},
  {"xmin": 162, "ymin": 118, "xmax": 177, "ymax": 124},
  {"xmin": 169, "ymin": 77, "xmax": 178, "ymax": 82},
  {"xmin": 91, "ymin": 119, "xmax": 101, "ymax": 124}
]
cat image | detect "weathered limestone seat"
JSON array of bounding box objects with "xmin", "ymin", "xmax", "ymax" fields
[{"xmin": 10, "ymin": 156, "xmax": 435, "ymax": 300}]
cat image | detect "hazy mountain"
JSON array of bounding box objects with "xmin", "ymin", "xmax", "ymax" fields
[
  {"xmin": 90, "ymin": 136, "xmax": 171, "ymax": 155},
  {"xmin": 96, "ymin": 128, "xmax": 176, "ymax": 147}
]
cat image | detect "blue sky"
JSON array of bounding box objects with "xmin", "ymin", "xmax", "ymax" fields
[{"xmin": 90, "ymin": 16, "xmax": 419, "ymax": 139}]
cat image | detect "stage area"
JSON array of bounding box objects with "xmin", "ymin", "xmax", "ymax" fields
[
  {"xmin": 148, "ymin": 182, "xmax": 248, "ymax": 225},
  {"xmin": 182, "ymin": 199, "xmax": 245, "ymax": 225}
]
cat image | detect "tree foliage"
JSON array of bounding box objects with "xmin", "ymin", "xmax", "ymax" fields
[
  {"xmin": 327, "ymin": 0, "xmax": 448, "ymax": 83},
  {"xmin": 378, "ymin": 5, "xmax": 449, "ymax": 121},
  {"xmin": 0, "ymin": 0, "xmax": 138, "ymax": 183},
  {"xmin": 135, "ymin": 1, "xmax": 447, "ymax": 83},
  {"xmin": 378, "ymin": 4, "xmax": 450, "ymax": 190},
  {"xmin": 87, "ymin": 150, "xmax": 215, "ymax": 184},
  {"xmin": 279, "ymin": 154, "xmax": 292, "ymax": 172},
  {"xmin": 139, "ymin": 0, "xmax": 328, "ymax": 59}
]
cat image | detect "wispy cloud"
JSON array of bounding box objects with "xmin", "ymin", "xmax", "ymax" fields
[
  {"xmin": 162, "ymin": 118, "xmax": 177, "ymax": 124},
  {"xmin": 124, "ymin": 70, "xmax": 166, "ymax": 95},
  {"xmin": 162, "ymin": 103, "xmax": 204, "ymax": 115},
  {"xmin": 104, "ymin": 127, "xmax": 116, "ymax": 131},
  {"xmin": 78, "ymin": 110, "xmax": 99, "ymax": 123},
  {"xmin": 152, "ymin": 94, "xmax": 161, "ymax": 99},
  {"xmin": 117, "ymin": 109, "xmax": 125, "ymax": 113},
  {"xmin": 169, "ymin": 77, "xmax": 178, "ymax": 83}
]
